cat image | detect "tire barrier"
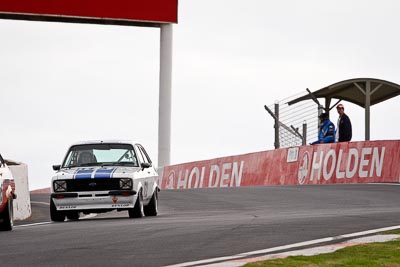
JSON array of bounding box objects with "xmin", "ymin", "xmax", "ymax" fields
[
  {"xmin": 159, "ymin": 140, "xmax": 400, "ymax": 189},
  {"xmin": 6, "ymin": 160, "xmax": 32, "ymax": 220}
]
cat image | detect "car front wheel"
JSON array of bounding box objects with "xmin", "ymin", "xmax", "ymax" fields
[
  {"xmin": 50, "ymin": 198, "xmax": 66, "ymax": 222},
  {"xmin": 144, "ymin": 190, "xmax": 158, "ymax": 216},
  {"xmin": 128, "ymin": 191, "xmax": 144, "ymax": 218}
]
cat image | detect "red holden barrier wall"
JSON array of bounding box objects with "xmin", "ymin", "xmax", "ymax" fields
[{"xmin": 159, "ymin": 140, "xmax": 400, "ymax": 189}]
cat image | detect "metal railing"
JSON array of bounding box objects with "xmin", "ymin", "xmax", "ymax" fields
[{"xmin": 265, "ymin": 92, "xmax": 318, "ymax": 149}]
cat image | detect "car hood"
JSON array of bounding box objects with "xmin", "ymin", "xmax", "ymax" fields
[{"xmin": 53, "ymin": 166, "xmax": 140, "ymax": 180}]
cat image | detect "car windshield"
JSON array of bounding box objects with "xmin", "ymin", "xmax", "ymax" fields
[{"xmin": 62, "ymin": 143, "xmax": 138, "ymax": 168}]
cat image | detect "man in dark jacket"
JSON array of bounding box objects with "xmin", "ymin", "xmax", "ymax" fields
[{"xmin": 336, "ymin": 104, "xmax": 352, "ymax": 142}]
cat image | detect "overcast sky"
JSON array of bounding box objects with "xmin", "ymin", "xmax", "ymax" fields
[{"xmin": 1, "ymin": 0, "xmax": 399, "ymax": 190}]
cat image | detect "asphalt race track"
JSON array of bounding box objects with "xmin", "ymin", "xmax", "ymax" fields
[{"xmin": 3, "ymin": 184, "xmax": 400, "ymax": 266}]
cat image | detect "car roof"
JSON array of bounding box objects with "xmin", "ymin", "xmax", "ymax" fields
[{"xmin": 70, "ymin": 140, "xmax": 137, "ymax": 146}]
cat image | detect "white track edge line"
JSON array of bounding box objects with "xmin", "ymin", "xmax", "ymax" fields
[
  {"xmin": 164, "ymin": 224, "xmax": 400, "ymax": 267},
  {"xmin": 14, "ymin": 222, "xmax": 52, "ymax": 228},
  {"xmin": 14, "ymin": 214, "xmax": 97, "ymax": 228}
]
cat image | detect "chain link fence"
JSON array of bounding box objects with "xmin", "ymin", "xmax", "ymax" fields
[{"xmin": 265, "ymin": 92, "xmax": 319, "ymax": 148}]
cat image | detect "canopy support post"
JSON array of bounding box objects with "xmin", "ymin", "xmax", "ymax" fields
[{"xmin": 365, "ymin": 81, "xmax": 371, "ymax": 141}]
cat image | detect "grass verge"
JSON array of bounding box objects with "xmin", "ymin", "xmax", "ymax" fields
[{"xmin": 245, "ymin": 230, "xmax": 400, "ymax": 267}]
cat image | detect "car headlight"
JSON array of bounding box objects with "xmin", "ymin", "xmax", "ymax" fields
[
  {"xmin": 119, "ymin": 178, "xmax": 132, "ymax": 190},
  {"xmin": 54, "ymin": 180, "xmax": 67, "ymax": 192}
]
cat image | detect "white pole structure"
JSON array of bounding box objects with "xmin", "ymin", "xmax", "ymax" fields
[{"xmin": 158, "ymin": 24, "xmax": 173, "ymax": 167}]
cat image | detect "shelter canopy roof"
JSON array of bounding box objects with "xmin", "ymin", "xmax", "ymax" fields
[{"xmin": 287, "ymin": 78, "xmax": 400, "ymax": 108}]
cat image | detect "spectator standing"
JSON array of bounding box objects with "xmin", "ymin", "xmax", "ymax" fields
[
  {"xmin": 311, "ymin": 113, "xmax": 335, "ymax": 144},
  {"xmin": 336, "ymin": 104, "xmax": 352, "ymax": 142}
]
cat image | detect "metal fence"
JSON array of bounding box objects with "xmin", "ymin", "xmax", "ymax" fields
[{"xmin": 265, "ymin": 92, "xmax": 319, "ymax": 149}]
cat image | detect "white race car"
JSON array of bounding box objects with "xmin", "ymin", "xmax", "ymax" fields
[{"xmin": 50, "ymin": 140, "xmax": 159, "ymax": 222}]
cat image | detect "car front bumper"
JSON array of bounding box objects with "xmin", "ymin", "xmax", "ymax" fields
[{"xmin": 52, "ymin": 190, "xmax": 137, "ymax": 211}]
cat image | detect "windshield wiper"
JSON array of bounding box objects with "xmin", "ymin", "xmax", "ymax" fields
[
  {"xmin": 65, "ymin": 165, "xmax": 79, "ymax": 169},
  {"xmin": 64, "ymin": 163, "xmax": 102, "ymax": 168},
  {"xmin": 97, "ymin": 162, "xmax": 138, "ymax": 167},
  {"xmin": 110, "ymin": 162, "xmax": 137, "ymax": 167},
  {"xmin": 78, "ymin": 163, "xmax": 102, "ymax": 167}
]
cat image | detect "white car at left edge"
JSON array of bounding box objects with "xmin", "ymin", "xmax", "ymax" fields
[
  {"xmin": 0, "ymin": 153, "xmax": 16, "ymax": 231},
  {"xmin": 50, "ymin": 140, "xmax": 159, "ymax": 222}
]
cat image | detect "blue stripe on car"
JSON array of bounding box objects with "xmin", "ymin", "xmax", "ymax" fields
[
  {"xmin": 94, "ymin": 168, "xmax": 116, "ymax": 179},
  {"xmin": 74, "ymin": 169, "xmax": 94, "ymax": 179}
]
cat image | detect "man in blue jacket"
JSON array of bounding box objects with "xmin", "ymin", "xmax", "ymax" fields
[{"xmin": 311, "ymin": 113, "xmax": 335, "ymax": 144}]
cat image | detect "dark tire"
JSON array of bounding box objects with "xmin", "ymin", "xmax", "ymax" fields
[
  {"xmin": 144, "ymin": 191, "xmax": 158, "ymax": 216},
  {"xmin": 50, "ymin": 198, "xmax": 65, "ymax": 222},
  {"xmin": 128, "ymin": 191, "xmax": 144, "ymax": 218},
  {"xmin": 66, "ymin": 212, "xmax": 80, "ymax": 221},
  {"xmin": 0, "ymin": 197, "xmax": 13, "ymax": 231}
]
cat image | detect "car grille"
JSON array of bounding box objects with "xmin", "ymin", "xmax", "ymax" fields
[{"xmin": 66, "ymin": 178, "xmax": 121, "ymax": 192}]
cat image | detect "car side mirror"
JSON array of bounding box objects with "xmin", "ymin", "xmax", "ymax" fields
[
  {"xmin": 53, "ymin": 165, "xmax": 61, "ymax": 171},
  {"xmin": 140, "ymin": 162, "xmax": 151, "ymax": 170}
]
